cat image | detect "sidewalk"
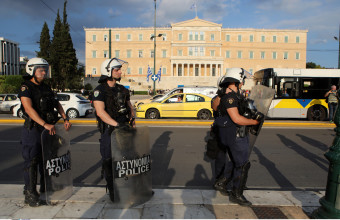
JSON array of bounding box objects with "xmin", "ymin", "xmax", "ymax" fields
[{"xmin": 0, "ymin": 184, "xmax": 323, "ymax": 219}]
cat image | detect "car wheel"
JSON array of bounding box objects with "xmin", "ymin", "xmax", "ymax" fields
[
  {"xmin": 17, "ymin": 109, "xmax": 24, "ymax": 118},
  {"xmin": 307, "ymin": 105, "xmax": 326, "ymax": 121},
  {"xmin": 197, "ymin": 109, "xmax": 211, "ymax": 120},
  {"xmin": 146, "ymin": 108, "xmax": 160, "ymax": 119},
  {"xmin": 66, "ymin": 108, "xmax": 79, "ymax": 119}
]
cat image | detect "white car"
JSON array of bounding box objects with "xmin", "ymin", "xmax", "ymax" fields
[
  {"xmin": 0, "ymin": 94, "xmax": 20, "ymax": 113},
  {"xmin": 13, "ymin": 93, "xmax": 93, "ymax": 119}
]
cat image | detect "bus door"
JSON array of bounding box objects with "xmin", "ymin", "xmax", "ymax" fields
[{"xmin": 271, "ymin": 78, "xmax": 302, "ymax": 118}]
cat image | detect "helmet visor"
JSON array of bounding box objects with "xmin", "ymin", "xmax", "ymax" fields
[
  {"xmin": 114, "ymin": 58, "xmax": 128, "ymax": 75},
  {"xmin": 33, "ymin": 65, "xmax": 50, "ymax": 78}
]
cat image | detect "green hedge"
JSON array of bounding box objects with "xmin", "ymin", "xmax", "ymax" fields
[{"xmin": 133, "ymin": 91, "xmax": 148, "ymax": 95}]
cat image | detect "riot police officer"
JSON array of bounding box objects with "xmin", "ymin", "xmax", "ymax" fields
[
  {"xmin": 92, "ymin": 58, "xmax": 135, "ymax": 202},
  {"xmin": 215, "ymin": 68, "xmax": 261, "ymax": 206},
  {"xmin": 19, "ymin": 57, "xmax": 71, "ymax": 207}
]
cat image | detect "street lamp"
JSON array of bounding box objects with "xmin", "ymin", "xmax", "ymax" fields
[
  {"xmin": 334, "ymin": 24, "xmax": 340, "ymax": 69},
  {"xmin": 150, "ymin": 0, "xmax": 163, "ymax": 96}
]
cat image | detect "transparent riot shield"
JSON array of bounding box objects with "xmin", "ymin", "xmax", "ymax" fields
[
  {"xmin": 247, "ymin": 85, "xmax": 275, "ymax": 157},
  {"xmin": 111, "ymin": 126, "xmax": 152, "ymax": 208},
  {"xmin": 41, "ymin": 125, "xmax": 72, "ymax": 204}
]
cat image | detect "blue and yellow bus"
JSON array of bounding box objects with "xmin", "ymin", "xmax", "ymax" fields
[{"xmin": 254, "ymin": 68, "xmax": 340, "ymax": 121}]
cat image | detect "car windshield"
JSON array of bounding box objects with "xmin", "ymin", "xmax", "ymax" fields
[{"xmin": 76, "ymin": 94, "xmax": 89, "ymax": 100}]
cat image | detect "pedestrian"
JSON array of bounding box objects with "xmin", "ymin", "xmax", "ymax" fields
[
  {"xmin": 215, "ymin": 68, "xmax": 261, "ymax": 206},
  {"xmin": 325, "ymin": 85, "xmax": 338, "ymax": 123},
  {"xmin": 92, "ymin": 58, "xmax": 136, "ymax": 202},
  {"xmin": 19, "ymin": 57, "xmax": 71, "ymax": 207}
]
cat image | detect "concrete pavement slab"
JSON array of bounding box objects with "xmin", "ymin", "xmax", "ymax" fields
[
  {"xmin": 11, "ymin": 202, "xmax": 64, "ymax": 219},
  {"xmin": 141, "ymin": 204, "xmax": 216, "ymax": 219},
  {"xmin": 67, "ymin": 186, "xmax": 107, "ymax": 203},
  {"xmin": 280, "ymin": 190, "xmax": 324, "ymax": 206},
  {"xmin": 247, "ymin": 190, "xmax": 295, "ymax": 206},
  {"xmin": 206, "ymin": 204, "xmax": 257, "ymax": 219},
  {"xmin": 201, "ymin": 190, "xmax": 233, "ymax": 205},
  {"xmin": 279, "ymin": 206, "xmax": 309, "ymax": 219},
  {"xmin": 0, "ymin": 199, "xmax": 25, "ymax": 217},
  {"xmin": 100, "ymin": 204, "xmax": 142, "ymax": 219},
  {"xmin": 55, "ymin": 202, "xmax": 105, "ymax": 218},
  {"xmin": 145, "ymin": 189, "xmax": 204, "ymax": 205}
]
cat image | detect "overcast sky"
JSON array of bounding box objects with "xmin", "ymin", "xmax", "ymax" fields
[{"xmin": 1, "ymin": 0, "xmax": 340, "ymax": 68}]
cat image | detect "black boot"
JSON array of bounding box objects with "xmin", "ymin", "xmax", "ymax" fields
[
  {"xmin": 102, "ymin": 158, "xmax": 114, "ymax": 202},
  {"xmin": 213, "ymin": 177, "xmax": 231, "ymax": 196},
  {"xmin": 229, "ymin": 162, "xmax": 252, "ymax": 206},
  {"xmin": 24, "ymin": 158, "xmax": 41, "ymax": 207}
]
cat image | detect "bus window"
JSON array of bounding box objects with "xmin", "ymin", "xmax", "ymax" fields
[{"xmin": 277, "ymin": 77, "xmax": 300, "ymax": 98}]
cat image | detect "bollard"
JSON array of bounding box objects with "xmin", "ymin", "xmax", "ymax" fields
[{"xmin": 312, "ymin": 105, "xmax": 340, "ymax": 218}]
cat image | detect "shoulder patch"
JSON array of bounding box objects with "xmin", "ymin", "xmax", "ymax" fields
[
  {"xmin": 228, "ymin": 98, "xmax": 234, "ymax": 104},
  {"xmin": 21, "ymin": 85, "xmax": 28, "ymax": 92},
  {"xmin": 94, "ymin": 90, "xmax": 100, "ymax": 97}
]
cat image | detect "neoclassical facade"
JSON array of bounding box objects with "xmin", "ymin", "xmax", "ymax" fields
[{"xmin": 84, "ymin": 17, "xmax": 307, "ymax": 90}]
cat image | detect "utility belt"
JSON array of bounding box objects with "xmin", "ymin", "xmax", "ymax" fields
[
  {"xmin": 22, "ymin": 114, "xmax": 42, "ymax": 130},
  {"xmin": 97, "ymin": 119, "xmax": 115, "ymax": 135},
  {"xmin": 236, "ymin": 126, "xmax": 249, "ymax": 138},
  {"xmin": 22, "ymin": 111, "xmax": 59, "ymax": 130}
]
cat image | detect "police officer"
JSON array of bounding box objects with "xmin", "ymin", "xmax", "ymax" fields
[
  {"xmin": 215, "ymin": 68, "xmax": 261, "ymax": 206},
  {"xmin": 19, "ymin": 57, "xmax": 71, "ymax": 207},
  {"xmin": 92, "ymin": 58, "xmax": 135, "ymax": 202}
]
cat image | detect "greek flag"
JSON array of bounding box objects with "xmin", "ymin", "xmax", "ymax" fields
[
  {"xmin": 146, "ymin": 65, "xmax": 152, "ymax": 82},
  {"xmin": 190, "ymin": 1, "xmax": 196, "ymax": 9},
  {"xmin": 156, "ymin": 66, "xmax": 162, "ymax": 82}
]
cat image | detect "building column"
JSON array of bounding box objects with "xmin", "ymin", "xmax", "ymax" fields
[
  {"xmin": 176, "ymin": 63, "xmax": 178, "ymax": 76},
  {"xmin": 204, "ymin": 64, "xmax": 207, "ymax": 76}
]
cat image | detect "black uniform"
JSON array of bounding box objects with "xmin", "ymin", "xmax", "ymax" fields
[
  {"xmin": 18, "ymin": 80, "xmax": 58, "ymax": 204},
  {"xmin": 216, "ymin": 90, "xmax": 250, "ymax": 193}
]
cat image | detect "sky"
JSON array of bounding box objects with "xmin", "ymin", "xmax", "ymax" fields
[{"xmin": 1, "ymin": 0, "xmax": 340, "ymax": 68}]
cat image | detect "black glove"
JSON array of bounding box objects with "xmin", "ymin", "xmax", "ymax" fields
[{"xmin": 252, "ymin": 112, "xmax": 264, "ymax": 121}]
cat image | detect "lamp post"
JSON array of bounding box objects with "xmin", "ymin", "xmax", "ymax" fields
[
  {"xmin": 150, "ymin": 0, "xmax": 163, "ymax": 96},
  {"xmin": 334, "ymin": 24, "xmax": 340, "ymax": 69}
]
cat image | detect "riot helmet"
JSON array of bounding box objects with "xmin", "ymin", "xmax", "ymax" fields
[
  {"xmin": 24, "ymin": 57, "xmax": 49, "ymax": 80},
  {"xmin": 219, "ymin": 68, "xmax": 252, "ymax": 88},
  {"xmin": 99, "ymin": 58, "xmax": 128, "ymax": 83}
]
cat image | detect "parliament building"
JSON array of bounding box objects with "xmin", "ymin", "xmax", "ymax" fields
[{"xmin": 84, "ymin": 17, "xmax": 307, "ymax": 90}]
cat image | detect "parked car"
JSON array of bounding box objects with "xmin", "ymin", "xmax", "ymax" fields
[
  {"xmin": 134, "ymin": 94, "xmax": 163, "ymax": 108},
  {"xmin": 136, "ymin": 93, "xmax": 213, "ymax": 120},
  {"xmin": 0, "ymin": 94, "xmax": 20, "ymax": 113},
  {"xmin": 13, "ymin": 93, "xmax": 93, "ymax": 119}
]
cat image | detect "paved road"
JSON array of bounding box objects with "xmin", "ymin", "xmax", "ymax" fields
[{"xmin": 0, "ymin": 122, "xmax": 332, "ymax": 191}]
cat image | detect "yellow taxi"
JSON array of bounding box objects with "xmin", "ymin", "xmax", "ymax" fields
[
  {"xmin": 134, "ymin": 94, "xmax": 163, "ymax": 108},
  {"xmin": 136, "ymin": 93, "xmax": 213, "ymax": 120}
]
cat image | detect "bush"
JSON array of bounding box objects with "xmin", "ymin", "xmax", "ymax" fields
[
  {"xmin": 0, "ymin": 84, "xmax": 17, "ymax": 94},
  {"xmin": 5, "ymin": 75, "xmax": 24, "ymax": 91},
  {"xmin": 133, "ymin": 91, "xmax": 148, "ymax": 95},
  {"xmin": 84, "ymin": 83, "xmax": 93, "ymax": 91}
]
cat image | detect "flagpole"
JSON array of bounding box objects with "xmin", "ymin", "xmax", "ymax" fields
[{"xmin": 195, "ymin": 1, "xmax": 197, "ymax": 17}]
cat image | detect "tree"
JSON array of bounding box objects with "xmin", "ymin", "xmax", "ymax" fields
[
  {"xmin": 36, "ymin": 22, "xmax": 51, "ymax": 62},
  {"xmin": 306, "ymin": 62, "xmax": 324, "ymax": 69}
]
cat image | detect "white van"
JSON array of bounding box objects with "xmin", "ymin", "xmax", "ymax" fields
[{"xmin": 154, "ymin": 86, "xmax": 217, "ymax": 102}]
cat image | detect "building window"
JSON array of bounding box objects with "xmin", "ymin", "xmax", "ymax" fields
[
  {"xmin": 92, "ymin": 50, "xmax": 97, "ymax": 58},
  {"xmin": 139, "ymin": 67, "xmax": 143, "ymax": 75},
  {"xmin": 238, "ymin": 35, "xmax": 242, "ymax": 42},
  {"xmin": 273, "ymin": 36, "xmax": 277, "ymax": 43},
  {"xmin": 189, "ymin": 32, "xmax": 193, "ymax": 40},
  {"xmin": 195, "ymin": 67, "xmax": 199, "ymax": 76},
  {"xmin": 115, "ymin": 34, "xmax": 120, "ymax": 41},
  {"xmin": 284, "ymin": 52, "xmax": 288, "ymax": 59},
  {"xmin": 178, "ymin": 49, "xmax": 183, "ymax": 56},
  {"xmin": 139, "ymin": 34, "xmax": 143, "ymax": 41},
  {"xmin": 195, "ymin": 32, "xmax": 199, "ymax": 40},
  {"xmin": 162, "ymin": 50, "xmax": 166, "ymax": 58},
  {"xmin": 212, "ymin": 67, "xmax": 216, "ymax": 76},
  {"xmin": 272, "ymin": 52, "xmax": 277, "ymax": 59},
  {"xmin": 92, "ymin": 35, "xmax": 96, "ymax": 42},
  {"xmin": 162, "ymin": 34, "xmax": 167, "ymax": 41},
  {"xmin": 127, "ymin": 68, "xmax": 131, "ymax": 74},
  {"xmin": 211, "ymin": 34, "xmax": 215, "ymax": 41},
  {"xmin": 115, "ymin": 50, "xmax": 120, "ymax": 58},
  {"xmin": 189, "ymin": 47, "xmax": 193, "ymax": 56},
  {"xmin": 200, "ymin": 32, "xmax": 204, "ymax": 40},
  {"xmin": 200, "ymin": 47, "xmax": 204, "ymax": 56},
  {"xmin": 285, "ymin": 36, "xmax": 288, "ymax": 43},
  {"xmin": 226, "ymin": 51, "xmax": 230, "ymax": 58},
  {"xmin": 92, "ymin": 68, "xmax": 96, "ymax": 75},
  {"xmin": 261, "ymin": 35, "xmax": 265, "ymax": 42},
  {"xmin": 127, "ymin": 34, "xmax": 131, "ymax": 41},
  {"xmin": 249, "ymin": 51, "xmax": 254, "ymax": 59},
  {"xmin": 127, "ymin": 50, "xmax": 131, "ymax": 58},
  {"xmin": 138, "ymin": 50, "xmax": 143, "ymax": 58},
  {"xmin": 103, "ymin": 50, "xmax": 108, "ymax": 58},
  {"xmin": 226, "ymin": 34, "xmax": 230, "ymax": 42},
  {"xmin": 295, "ymin": 52, "xmax": 300, "ymax": 60},
  {"xmin": 237, "ymin": 51, "xmax": 242, "ymax": 59},
  {"xmin": 178, "ymin": 33, "xmax": 182, "ymax": 41},
  {"xmin": 104, "ymin": 35, "xmax": 108, "ymax": 41},
  {"xmin": 296, "ymin": 36, "xmax": 300, "ymax": 43},
  {"xmin": 249, "ymin": 35, "xmax": 254, "ymax": 42},
  {"xmin": 178, "ymin": 66, "xmax": 182, "ymax": 76},
  {"xmin": 261, "ymin": 51, "xmax": 265, "ymax": 59},
  {"xmin": 194, "ymin": 47, "xmax": 198, "ymax": 56},
  {"xmin": 163, "ymin": 67, "xmax": 166, "ymax": 75},
  {"xmin": 210, "ymin": 50, "xmax": 215, "ymax": 56},
  {"xmin": 150, "ymin": 50, "xmax": 154, "ymax": 58}
]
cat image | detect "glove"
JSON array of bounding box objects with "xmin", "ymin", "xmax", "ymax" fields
[{"xmin": 252, "ymin": 112, "xmax": 264, "ymax": 121}]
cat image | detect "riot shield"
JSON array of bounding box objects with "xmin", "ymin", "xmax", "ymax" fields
[
  {"xmin": 111, "ymin": 126, "xmax": 152, "ymax": 208},
  {"xmin": 41, "ymin": 125, "xmax": 72, "ymax": 204},
  {"xmin": 247, "ymin": 85, "xmax": 275, "ymax": 157}
]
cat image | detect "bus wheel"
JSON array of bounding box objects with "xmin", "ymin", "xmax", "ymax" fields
[{"xmin": 307, "ymin": 106, "xmax": 326, "ymax": 121}]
